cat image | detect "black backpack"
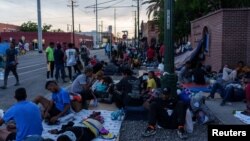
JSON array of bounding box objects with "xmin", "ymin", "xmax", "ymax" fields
[{"xmin": 125, "ymin": 77, "xmax": 144, "ymax": 106}]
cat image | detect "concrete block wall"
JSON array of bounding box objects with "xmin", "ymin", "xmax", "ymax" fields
[
  {"xmin": 191, "ymin": 10, "xmax": 223, "ymax": 72},
  {"xmin": 222, "ymin": 10, "xmax": 249, "ymax": 68},
  {"xmin": 191, "ymin": 9, "xmax": 250, "ymax": 72}
]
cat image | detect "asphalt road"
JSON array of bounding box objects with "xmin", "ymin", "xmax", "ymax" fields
[{"xmin": 0, "ymin": 49, "xmax": 107, "ymax": 110}]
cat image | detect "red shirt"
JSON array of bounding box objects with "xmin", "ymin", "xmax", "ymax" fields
[
  {"xmin": 159, "ymin": 45, "xmax": 165, "ymax": 57},
  {"xmin": 147, "ymin": 48, "xmax": 155, "ymax": 59}
]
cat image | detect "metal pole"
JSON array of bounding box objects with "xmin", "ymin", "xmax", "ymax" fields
[
  {"xmin": 134, "ymin": 11, "xmax": 137, "ymax": 47},
  {"xmin": 162, "ymin": 0, "xmax": 177, "ymax": 97},
  {"xmin": 71, "ymin": 0, "xmax": 75, "ymax": 45},
  {"xmin": 96, "ymin": 0, "xmax": 98, "ymax": 48},
  {"xmin": 37, "ymin": 0, "xmax": 43, "ymax": 53},
  {"xmin": 114, "ymin": 8, "xmax": 116, "ymax": 42},
  {"xmin": 137, "ymin": 0, "xmax": 140, "ymax": 48},
  {"xmin": 110, "ymin": 33, "xmax": 112, "ymax": 59}
]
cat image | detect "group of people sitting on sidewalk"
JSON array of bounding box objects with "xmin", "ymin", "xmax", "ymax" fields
[
  {"xmin": 206, "ymin": 61, "xmax": 250, "ymax": 113},
  {"xmin": 1, "ymin": 54, "xmax": 250, "ymax": 141},
  {"xmin": 178, "ymin": 60, "xmax": 250, "ymax": 114}
]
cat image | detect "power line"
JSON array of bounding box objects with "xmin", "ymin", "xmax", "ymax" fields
[{"xmin": 85, "ymin": 0, "xmax": 119, "ymax": 8}]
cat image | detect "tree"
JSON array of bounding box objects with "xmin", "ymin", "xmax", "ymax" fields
[
  {"xmin": 42, "ymin": 24, "xmax": 52, "ymax": 32},
  {"xmin": 51, "ymin": 28, "xmax": 64, "ymax": 32},
  {"xmin": 20, "ymin": 21, "xmax": 37, "ymax": 32},
  {"xmin": 20, "ymin": 21, "xmax": 52, "ymax": 32},
  {"xmin": 142, "ymin": 0, "xmax": 163, "ymax": 19},
  {"xmin": 144, "ymin": 0, "xmax": 250, "ymax": 43}
]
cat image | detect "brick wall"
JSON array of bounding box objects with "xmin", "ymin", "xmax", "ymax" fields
[
  {"xmin": 1, "ymin": 32, "xmax": 93, "ymax": 49},
  {"xmin": 247, "ymin": 11, "xmax": 250, "ymax": 65},
  {"xmin": 222, "ymin": 10, "xmax": 249, "ymax": 68},
  {"xmin": 191, "ymin": 9, "xmax": 250, "ymax": 72},
  {"xmin": 191, "ymin": 10, "xmax": 223, "ymax": 72}
]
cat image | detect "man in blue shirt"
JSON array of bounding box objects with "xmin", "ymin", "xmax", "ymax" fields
[
  {"xmin": 33, "ymin": 80, "xmax": 71, "ymax": 124},
  {"xmin": 0, "ymin": 88, "xmax": 43, "ymax": 141}
]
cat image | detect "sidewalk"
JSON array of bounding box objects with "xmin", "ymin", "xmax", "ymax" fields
[{"xmin": 204, "ymin": 95, "xmax": 246, "ymax": 125}]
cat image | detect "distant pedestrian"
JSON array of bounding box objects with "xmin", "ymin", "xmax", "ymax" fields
[
  {"xmin": 0, "ymin": 41, "xmax": 19, "ymax": 89},
  {"xmin": 80, "ymin": 45, "xmax": 90, "ymax": 66},
  {"xmin": 65, "ymin": 43, "xmax": 77, "ymax": 82},
  {"xmin": 54, "ymin": 43, "xmax": 66, "ymax": 83},
  {"xmin": 73, "ymin": 44, "xmax": 81, "ymax": 74},
  {"xmin": 46, "ymin": 42, "xmax": 55, "ymax": 80}
]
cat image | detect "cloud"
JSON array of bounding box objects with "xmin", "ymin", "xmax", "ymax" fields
[{"xmin": 0, "ymin": 0, "xmax": 149, "ymax": 38}]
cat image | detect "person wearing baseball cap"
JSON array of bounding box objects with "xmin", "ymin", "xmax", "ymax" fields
[{"xmin": 142, "ymin": 87, "xmax": 188, "ymax": 139}]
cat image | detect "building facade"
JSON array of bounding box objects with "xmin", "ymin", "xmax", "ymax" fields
[
  {"xmin": 141, "ymin": 20, "xmax": 159, "ymax": 46},
  {"xmin": 1, "ymin": 32, "xmax": 93, "ymax": 49},
  {"xmin": 191, "ymin": 8, "xmax": 250, "ymax": 71}
]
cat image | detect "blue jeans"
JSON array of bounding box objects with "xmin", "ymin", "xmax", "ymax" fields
[
  {"xmin": 55, "ymin": 64, "xmax": 65, "ymax": 80},
  {"xmin": 221, "ymin": 85, "xmax": 245, "ymax": 103},
  {"xmin": 209, "ymin": 81, "xmax": 224, "ymax": 98}
]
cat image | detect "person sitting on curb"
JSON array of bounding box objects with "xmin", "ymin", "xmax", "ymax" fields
[
  {"xmin": 0, "ymin": 88, "xmax": 43, "ymax": 141},
  {"xmin": 220, "ymin": 82, "xmax": 245, "ymax": 106},
  {"xmin": 71, "ymin": 67, "xmax": 95, "ymax": 109},
  {"xmin": 142, "ymin": 87, "xmax": 188, "ymax": 139},
  {"xmin": 33, "ymin": 80, "xmax": 71, "ymax": 125},
  {"xmin": 207, "ymin": 62, "xmax": 245, "ymax": 99},
  {"xmin": 113, "ymin": 68, "xmax": 141, "ymax": 108}
]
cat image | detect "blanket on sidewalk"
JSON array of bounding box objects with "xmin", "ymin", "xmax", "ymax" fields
[
  {"xmin": 42, "ymin": 110, "xmax": 123, "ymax": 141},
  {"xmin": 234, "ymin": 111, "xmax": 250, "ymax": 124},
  {"xmin": 181, "ymin": 83, "xmax": 211, "ymax": 93}
]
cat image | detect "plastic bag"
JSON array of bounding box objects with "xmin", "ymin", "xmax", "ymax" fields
[{"xmin": 185, "ymin": 108, "xmax": 193, "ymax": 133}]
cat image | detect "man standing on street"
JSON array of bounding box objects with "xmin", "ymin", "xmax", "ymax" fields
[
  {"xmin": 0, "ymin": 41, "xmax": 19, "ymax": 89},
  {"xmin": 46, "ymin": 42, "xmax": 55, "ymax": 80},
  {"xmin": 0, "ymin": 88, "xmax": 43, "ymax": 141}
]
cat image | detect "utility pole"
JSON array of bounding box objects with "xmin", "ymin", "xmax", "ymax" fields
[
  {"xmin": 134, "ymin": 11, "xmax": 137, "ymax": 46},
  {"xmin": 95, "ymin": 0, "xmax": 98, "ymax": 48},
  {"xmin": 114, "ymin": 8, "xmax": 116, "ymax": 42},
  {"xmin": 162, "ymin": 0, "xmax": 177, "ymax": 97},
  {"xmin": 137, "ymin": 0, "xmax": 140, "ymax": 48},
  {"xmin": 68, "ymin": 0, "xmax": 78, "ymax": 45},
  {"xmin": 37, "ymin": 0, "xmax": 42, "ymax": 53},
  {"xmin": 101, "ymin": 21, "xmax": 103, "ymax": 33},
  {"xmin": 79, "ymin": 24, "xmax": 81, "ymax": 32},
  {"xmin": 100, "ymin": 20, "xmax": 103, "ymax": 43}
]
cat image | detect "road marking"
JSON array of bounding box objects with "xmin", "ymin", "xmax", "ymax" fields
[
  {"xmin": 18, "ymin": 63, "xmax": 45, "ymax": 69},
  {"xmin": 8, "ymin": 67, "xmax": 46, "ymax": 78}
]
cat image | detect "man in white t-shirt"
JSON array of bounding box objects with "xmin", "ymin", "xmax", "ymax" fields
[{"xmin": 65, "ymin": 43, "xmax": 77, "ymax": 82}]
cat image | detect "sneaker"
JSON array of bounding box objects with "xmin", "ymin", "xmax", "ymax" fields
[
  {"xmin": 14, "ymin": 82, "xmax": 20, "ymax": 86},
  {"xmin": 177, "ymin": 128, "xmax": 188, "ymax": 139},
  {"xmin": 142, "ymin": 126, "xmax": 156, "ymax": 137},
  {"xmin": 0, "ymin": 86, "xmax": 7, "ymax": 89}
]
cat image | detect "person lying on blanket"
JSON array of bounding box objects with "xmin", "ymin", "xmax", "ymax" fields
[
  {"xmin": 48, "ymin": 111, "xmax": 115, "ymax": 141},
  {"xmin": 33, "ymin": 80, "xmax": 71, "ymax": 125}
]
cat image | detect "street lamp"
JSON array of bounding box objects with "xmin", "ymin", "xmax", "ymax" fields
[{"xmin": 162, "ymin": 0, "xmax": 177, "ymax": 97}]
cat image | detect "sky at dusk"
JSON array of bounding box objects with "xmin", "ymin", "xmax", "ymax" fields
[{"xmin": 0, "ymin": 0, "xmax": 150, "ymax": 37}]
